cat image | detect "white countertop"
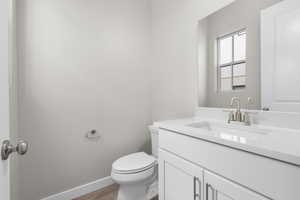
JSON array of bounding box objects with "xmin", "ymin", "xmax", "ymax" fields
[{"xmin": 155, "ymin": 118, "xmax": 300, "ymax": 166}]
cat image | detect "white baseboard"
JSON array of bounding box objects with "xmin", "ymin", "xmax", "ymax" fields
[{"xmin": 41, "ymin": 176, "xmax": 114, "ymax": 200}]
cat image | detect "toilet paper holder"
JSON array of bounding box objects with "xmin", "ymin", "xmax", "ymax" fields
[{"xmin": 86, "ymin": 129, "xmax": 101, "ymax": 139}]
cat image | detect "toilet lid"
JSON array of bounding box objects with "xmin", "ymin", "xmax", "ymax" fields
[{"xmin": 112, "ymin": 152, "xmax": 156, "ymax": 174}]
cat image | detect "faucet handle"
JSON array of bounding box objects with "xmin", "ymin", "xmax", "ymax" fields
[
  {"xmin": 246, "ymin": 97, "xmax": 253, "ymax": 110},
  {"xmin": 242, "ymin": 112, "xmax": 251, "ymax": 126}
]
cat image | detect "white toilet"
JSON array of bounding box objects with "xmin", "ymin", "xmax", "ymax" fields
[{"xmin": 111, "ymin": 126, "xmax": 158, "ymax": 200}]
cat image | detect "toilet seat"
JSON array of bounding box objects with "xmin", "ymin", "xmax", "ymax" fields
[
  {"xmin": 112, "ymin": 152, "xmax": 156, "ymax": 174},
  {"xmin": 111, "ymin": 165, "xmax": 155, "ymax": 184}
]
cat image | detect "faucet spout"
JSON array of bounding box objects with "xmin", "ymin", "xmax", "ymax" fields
[
  {"xmin": 230, "ymin": 97, "xmax": 241, "ymax": 111},
  {"xmin": 229, "ymin": 97, "xmax": 242, "ymax": 122},
  {"xmin": 227, "ymin": 96, "xmax": 253, "ymax": 125}
]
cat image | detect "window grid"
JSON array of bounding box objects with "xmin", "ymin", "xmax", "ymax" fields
[{"xmin": 217, "ymin": 29, "xmax": 246, "ymax": 91}]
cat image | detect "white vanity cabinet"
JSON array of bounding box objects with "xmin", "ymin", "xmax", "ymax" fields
[
  {"xmin": 159, "ymin": 149, "xmax": 268, "ymax": 200},
  {"xmin": 204, "ymin": 171, "xmax": 268, "ymax": 200},
  {"xmin": 158, "ymin": 129, "xmax": 300, "ymax": 200},
  {"xmin": 159, "ymin": 149, "xmax": 203, "ymax": 200}
]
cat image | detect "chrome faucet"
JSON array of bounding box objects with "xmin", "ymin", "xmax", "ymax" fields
[
  {"xmin": 227, "ymin": 97, "xmax": 252, "ymax": 125},
  {"xmin": 230, "ymin": 97, "xmax": 242, "ymax": 122}
]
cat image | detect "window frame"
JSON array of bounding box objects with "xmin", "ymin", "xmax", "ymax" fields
[{"xmin": 217, "ymin": 29, "xmax": 247, "ymax": 92}]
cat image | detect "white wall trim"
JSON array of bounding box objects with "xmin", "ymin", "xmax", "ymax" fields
[{"xmin": 41, "ymin": 176, "xmax": 114, "ymax": 200}]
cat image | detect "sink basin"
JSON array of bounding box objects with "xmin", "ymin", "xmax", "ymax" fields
[
  {"xmin": 186, "ymin": 121, "xmax": 270, "ymax": 144},
  {"xmin": 156, "ymin": 117, "xmax": 300, "ymax": 165}
]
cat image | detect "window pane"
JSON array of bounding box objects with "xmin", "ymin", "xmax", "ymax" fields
[
  {"xmin": 221, "ymin": 66, "xmax": 232, "ymax": 78},
  {"xmin": 221, "ymin": 78, "xmax": 231, "ymax": 91},
  {"xmin": 233, "ymin": 76, "xmax": 246, "ymax": 87},
  {"xmin": 233, "ymin": 63, "xmax": 246, "ymax": 77},
  {"xmin": 219, "ymin": 36, "xmax": 232, "ymax": 65},
  {"xmin": 234, "ymin": 32, "xmax": 246, "ymax": 61}
]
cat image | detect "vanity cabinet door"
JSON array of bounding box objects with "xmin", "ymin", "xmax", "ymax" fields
[
  {"xmin": 159, "ymin": 149, "xmax": 204, "ymax": 200},
  {"xmin": 204, "ymin": 171, "xmax": 269, "ymax": 200}
]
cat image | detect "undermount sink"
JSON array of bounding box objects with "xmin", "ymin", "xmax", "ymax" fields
[
  {"xmin": 156, "ymin": 116, "xmax": 300, "ymax": 166},
  {"xmin": 185, "ymin": 121, "xmax": 270, "ymax": 144}
]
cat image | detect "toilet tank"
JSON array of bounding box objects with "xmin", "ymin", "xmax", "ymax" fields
[{"xmin": 149, "ymin": 125, "xmax": 159, "ymax": 158}]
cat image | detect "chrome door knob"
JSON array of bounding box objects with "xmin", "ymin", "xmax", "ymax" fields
[
  {"xmin": 1, "ymin": 140, "xmax": 29, "ymax": 160},
  {"xmin": 16, "ymin": 140, "xmax": 28, "ymax": 155}
]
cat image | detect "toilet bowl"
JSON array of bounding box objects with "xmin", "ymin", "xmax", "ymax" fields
[{"xmin": 111, "ymin": 126, "xmax": 159, "ymax": 200}]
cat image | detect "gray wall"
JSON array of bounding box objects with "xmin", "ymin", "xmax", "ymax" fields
[
  {"xmin": 16, "ymin": 0, "xmax": 151, "ymax": 199},
  {"xmin": 204, "ymin": 0, "xmax": 282, "ymax": 109},
  {"xmin": 151, "ymin": 0, "xmax": 234, "ymax": 121}
]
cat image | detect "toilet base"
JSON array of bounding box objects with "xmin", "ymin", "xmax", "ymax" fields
[{"xmin": 117, "ymin": 182, "xmax": 148, "ymax": 200}]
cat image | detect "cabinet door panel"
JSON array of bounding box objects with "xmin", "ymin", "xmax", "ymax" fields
[
  {"xmin": 204, "ymin": 171, "xmax": 269, "ymax": 200},
  {"xmin": 159, "ymin": 149, "xmax": 204, "ymax": 200},
  {"xmin": 164, "ymin": 162, "xmax": 194, "ymax": 200}
]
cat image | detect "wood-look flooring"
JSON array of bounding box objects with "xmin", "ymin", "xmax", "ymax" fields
[
  {"xmin": 73, "ymin": 184, "xmax": 119, "ymax": 200},
  {"xmin": 73, "ymin": 184, "xmax": 158, "ymax": 200}
]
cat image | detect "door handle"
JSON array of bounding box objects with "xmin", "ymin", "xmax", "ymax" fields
[
  {"xmin": 194, "ymin": 177, "xmax": 201, "ymax": 200},
  {"xmin": 1, "ymin": 140, "xmax": 28, "ymax": 160},
  {"xmin": 206, "ymin": 184, "xmax": 215, "ymax": 200}
]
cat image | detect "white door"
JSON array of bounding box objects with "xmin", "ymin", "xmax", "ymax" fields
[
  {"xmin": 0, "ymin": 0, "xmax": 11, "ymax": 199},
  {"xmin": 204, "ymin": 171, "xmax": 268, "ymax": 200},
  {"xmin": 159, "ymin": 149, "xmax": 204, "ymax": 200},
  {"xmin": 261, "ymin": 0, "xmax": 300, "ymax": 112},
  {"xmin": 1, "ymin": 1, "xmax": 28, "ymax": 200}
]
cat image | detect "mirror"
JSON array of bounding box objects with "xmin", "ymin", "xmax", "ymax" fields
[{"xmin": 197, "ymin": 0, "xmax": 294, "ymax": 111}]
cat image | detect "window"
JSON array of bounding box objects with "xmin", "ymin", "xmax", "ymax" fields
[{"xmin": 217, "ymin": 30, "xmax": 246, "ymax": 91}]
